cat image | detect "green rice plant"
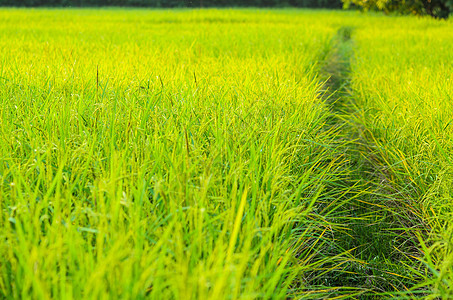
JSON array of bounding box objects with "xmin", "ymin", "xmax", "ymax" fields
[
  {"xmin": 349, "ymin": 15, "xmax": 453, "ymax": 298},
  {"xmin": 0, "ymin": 8, "xmax": 363, "ymax": 299}
]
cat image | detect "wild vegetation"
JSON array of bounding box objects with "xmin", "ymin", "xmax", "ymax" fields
[
  {"xmin": 343, "ymin": 0, "xmax": 453, "ymax": 18},
  {"xmin": 0, "ymin": 8, "xmax": 451, "ymax": 299}
]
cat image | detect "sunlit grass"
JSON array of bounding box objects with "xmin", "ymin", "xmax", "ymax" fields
[
  {"xmin": 1, "ymin": 8, "xmax": 452, "ymax": 299},
  {"xmin": 0, "ymin": 8, "xmax": 359, "ymax": 299},
  {"xmin": 350, "ymin": 16, "xmax": 453, "ymax": 298}
]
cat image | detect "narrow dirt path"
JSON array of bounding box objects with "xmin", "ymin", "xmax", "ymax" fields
[{"xmin": 315, "ymin": 27, "xmax": 425, "ymax": 298}]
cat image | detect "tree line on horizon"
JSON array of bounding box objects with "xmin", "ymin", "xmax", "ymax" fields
[
  {"xmin": 344, "ymin": 0, "xmax": 452, "ymax": 18},
  {"xmin": 1, "ymin": 1, "xmax": 451, "ymax": 23},
  {"xmin": 1, "ymin": 0, "xmax": 343, "ymax": 8}
]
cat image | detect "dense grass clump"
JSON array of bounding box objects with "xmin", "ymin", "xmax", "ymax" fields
[
  {"xmin": 0, "ymin": 9, "xmax": 360, "ymax": 298},
  {"xmin": 350, "ymin": 16, "xmax": 453, "ymax": 298}
]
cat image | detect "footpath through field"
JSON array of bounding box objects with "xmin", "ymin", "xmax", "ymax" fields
[
  {"xmin": 315, "ymin": 26, "xmax": 427, "ymax": 297},
  {"xmin": 1, "ymin": 10, "xmax": 451, "ymax": 299}
]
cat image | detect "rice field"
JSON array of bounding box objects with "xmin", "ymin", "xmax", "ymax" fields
[
  {"xmin": 350, "ymin": 17, "xmax": 453, "ymax": 298},
  {"xmin": 0, "ymin": 8, "xmax": 451, "ymax": 299}
]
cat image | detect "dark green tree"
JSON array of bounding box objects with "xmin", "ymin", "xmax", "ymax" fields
[{"xmin": 342, "ymin": 0, "xmax": 453, "ymax": 18}]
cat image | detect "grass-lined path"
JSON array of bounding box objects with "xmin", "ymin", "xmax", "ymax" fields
[
  {"xmin": 317, "ymin": 26, "xmax": 427, "ymax": 298},
  {"xmin": 0, "ymin": 9, "xmax": 452, "ymax": 299}
]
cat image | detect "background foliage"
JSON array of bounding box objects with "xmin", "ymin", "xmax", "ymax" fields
[
  {"xmin": 0, "ymin": 0, "xmax": 343, "ymax": 8},
  {"xmin": 343, "ymin": 0, "xmax": 453, "ymax": 18},
  {"xmin": 3, "ymin": 0, "xmax": 453, "ymax": 17}
]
